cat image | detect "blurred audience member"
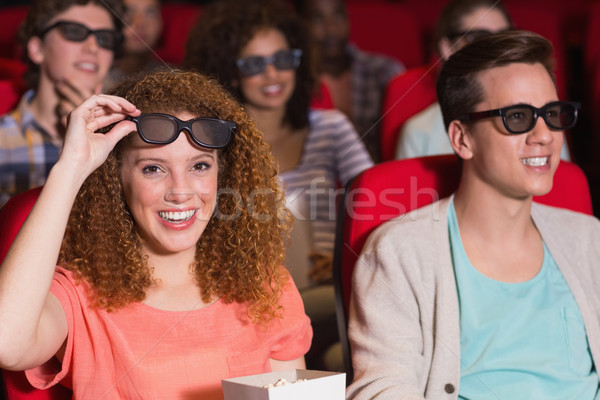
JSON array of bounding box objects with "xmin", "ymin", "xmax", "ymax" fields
[
  {"xmin": 395, "ymin": 0, "xmax": 513, "ymax": 160},
  {"xmin": 0, "ymin": 0, "xmax": 124, "ymax": 206},
  {"xmin": 299, "ymin": 0, "xmax": 405, "ymax": 162},
  {"xmin": 104, "ymin": 0, "xmax": 165, "ymax": 90}
]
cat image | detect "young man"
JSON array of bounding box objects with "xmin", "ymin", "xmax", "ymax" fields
[
  {"xmin": 0, "ymin": 0, "xmax": 124, "ymax": 206},
  {"xmin": 300, "ymin": 0, "xmax": 405, "ymax": 162},
  {"xmin": 347, "ymin": 31, "xmax": 600, "ymax": 400}
]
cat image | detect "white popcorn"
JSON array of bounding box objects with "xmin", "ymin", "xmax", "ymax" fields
[{"xmin": 263, "ymin": 378, "xmax": 307, "ymax": 389}]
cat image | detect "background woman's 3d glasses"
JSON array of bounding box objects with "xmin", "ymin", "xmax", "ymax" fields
[{"xmin": 236, "ymin": 49, "xmax": 302, "ymax": 77}]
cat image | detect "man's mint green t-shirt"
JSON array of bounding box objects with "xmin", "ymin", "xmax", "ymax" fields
[{"xmin": 448, "ymin": 202, "xmax": 599, "ymax": 399}]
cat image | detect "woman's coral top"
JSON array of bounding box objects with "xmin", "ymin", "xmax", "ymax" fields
[{"xmin": 26, "ymin": 266, "xmax": 313, "ymax": 400}]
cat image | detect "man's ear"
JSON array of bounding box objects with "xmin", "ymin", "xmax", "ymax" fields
[
  {"xmin": 27, "ymin": 36, "xmax": 45, "ymax": 65},
  {"xmin": 448, "ymin": 120, "xmax": 473, "ymax": 160}
]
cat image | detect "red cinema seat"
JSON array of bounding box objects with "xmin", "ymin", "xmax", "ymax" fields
[
  {"xmin": 346, "ymin": 2, "xmax": 424, "ymax": 68},
  {"xmin": 0, "ymin": 80, "xmax": 21, "ymax": 114},
  {"xmin": 584, "ymin": 3, "xmax": 600, "ymax": 77},
  {"xmin": 155, "ymin": 2, "xmax": 202, "ymax": 66},
  {"xmin": 0, "ymin": 187, "xmax": 73, "ymax": 400},
  {"xmin": 0, "ymin": 58, "xmax": 26, "ymax": 89},
  {"xmin": 380, "ymin": 64, "xmax": 438, "ymax": 161},
  {"xmin": 505, "ymin": 3, "xmax": 568, "ymax": 100},
  {"xmin": 310, "ymin": 81, "xmax": 334, "ymax": 110},
  {"xmin": 0, "ymin": 6, "xmax": 29, "ymax": 59}
]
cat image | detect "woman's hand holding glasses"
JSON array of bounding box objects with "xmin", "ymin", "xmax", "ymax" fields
[{"xmin": 58, "ymin": 94, "xmax": 140, "ymax": 181}]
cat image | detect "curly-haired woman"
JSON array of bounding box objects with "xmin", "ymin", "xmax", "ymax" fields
[{"xmin": 0, "ymin": 70, "xmax": 312, "ymax": 399}]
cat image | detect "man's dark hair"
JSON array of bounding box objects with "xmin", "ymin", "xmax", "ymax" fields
[{"xmin": 437, "ymin": 30, "xmax": 555, "ymax": 130}]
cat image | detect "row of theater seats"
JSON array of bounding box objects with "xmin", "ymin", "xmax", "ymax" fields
[
  {"xmin": 2, "ymin": 1, "xmax": 600, "ymax": 152},
  {"xmin": 0, "ymin": 1, "xmax": 590, "ymax": 77},
  {"xmin": 0, "ymin": 57, "xmax": 25, "ymax": 116}
]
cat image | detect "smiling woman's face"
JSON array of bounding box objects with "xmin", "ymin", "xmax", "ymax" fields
[
  {"xmin": 238, "ymin": 28, "xmax": 297, "ymax": 113},
  {"xmin": 120, "ymin": 112, "xmax": 219, "ymax": 258},
  {"xmin": 30, "ymin": 3, "xmax": 116, "ymax": 91}
]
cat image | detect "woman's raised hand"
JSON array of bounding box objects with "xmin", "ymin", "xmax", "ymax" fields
[{"xmin": 59, "ymin": 94, "xmax": 141, "ymax": 178}]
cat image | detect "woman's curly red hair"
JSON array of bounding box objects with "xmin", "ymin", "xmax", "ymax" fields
[{"xmin": 58, "ymin": 70, "xmax": 292, "ymax": 322}]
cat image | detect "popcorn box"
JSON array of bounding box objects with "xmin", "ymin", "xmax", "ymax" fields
[{"xmin": 222, "ymin": 369, "xmax": 346, "ymax": 400}]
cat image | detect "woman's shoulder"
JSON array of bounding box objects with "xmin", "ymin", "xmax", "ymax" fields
[
  {"xmin": 309, "ymin": 108, "xmax": 354, "ymax": 130},
  {"xmin": 51, "ymin": 266, "xmax": 97, "ymax": 307},
  {"xmin": 53, "ymin": 266, "xmax": 86, "ymax": 289},
  {"xmin": 307, "ymin": 109, "xmax": 361, "ymax": 148}
]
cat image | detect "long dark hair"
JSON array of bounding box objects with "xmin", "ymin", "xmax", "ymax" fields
[{"xmin": 183, "ymin": 0, "xmax": 315, "ymax": 130}]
